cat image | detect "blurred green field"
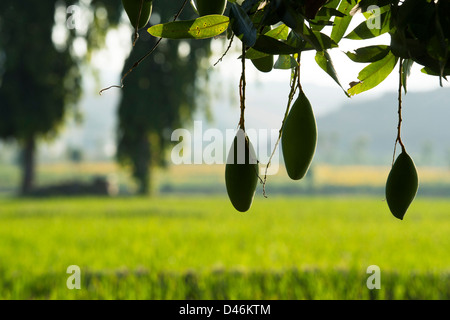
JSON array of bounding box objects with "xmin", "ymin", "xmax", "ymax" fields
[
  {"xmin": 0, "ymin": 196, "xmax": 449, "ymax": 299},
  {"xmin": 3, "ymin": 162, "xmax": 450, "ymax": 196}
]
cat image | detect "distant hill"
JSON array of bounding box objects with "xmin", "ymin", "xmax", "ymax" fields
[
  {"xmin": 201, "ymin": 80, "xmax": 450, "ymax": 166},
  {"xmin": 316, "ymin": 87, "xmax": 450, "ymax": 166}
]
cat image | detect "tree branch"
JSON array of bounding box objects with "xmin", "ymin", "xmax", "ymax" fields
[
  {"xmin": 392, "ymin": 58, "xmax": 405, "ymax": 164},
  {"xmin": 100, "ymin": 0, "xmax": 190, "ymax": 95},
  {"xmin": 238, "ymin": 43, "xmax": 246, "ymax": 131}
]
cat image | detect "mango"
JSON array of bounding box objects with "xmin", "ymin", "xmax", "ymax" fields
[
  {"xmin": 122, "ymin": 0, "xmax": 153, "ymax": 29},
  {"xmin": 386, "ymin": 151, "xmax": 419, "ymax": 220},
  {"xmin": 225, "ymin": 129, "xmax": 259, "ymax": 212},
  {"xmin": 281, "ymin": 90, "xmax": 317, "ymax": 180}
]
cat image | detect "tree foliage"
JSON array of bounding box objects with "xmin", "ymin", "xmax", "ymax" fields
[
  {"xmin": 115, "ymin": 0, "xmax": 449, "ymax": 218},
  {"xmin": 0, "ymin": 0, "xmax": 123, "ymax": 193},
  {"xmin": 116, "ymin": 3, "xmax": 212, "ymax": 194},
  {"xmin": 0, "ymin": 2, "xmax": 79, "ymax": 141}
]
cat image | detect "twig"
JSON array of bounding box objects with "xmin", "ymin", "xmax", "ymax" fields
[
  {"xmin": 214, "ymin": 35, "xmax": 234, "ymax": 67},
  {"xmin": 132, "ymin": 0, "xmax": 145, "ymax": 46},
  {"xmin": 392, "ymin": 58, "xmax": 405, "ymax": 165},
  {"xmin": 237, "ymin": 43, "xmax": 262, "ymax": 185},
  {"xmin": 238, "ymin": 44, "xmax": 246, "ymax": 131},
  {"xmin": 296, "ymin": 54, "xmax": 302, "ymax": 92},
  {"xmin": 99, "ymin": 0, "xmax": 190, "ymax": 95},
  {"xmin": 261, "ymin": 56, "xmax": 301, "ymax": 198}
]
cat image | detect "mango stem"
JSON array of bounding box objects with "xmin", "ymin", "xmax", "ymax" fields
[{"xmin": 393, "ymin": 58, "xmax": 406, "ymax": 165}]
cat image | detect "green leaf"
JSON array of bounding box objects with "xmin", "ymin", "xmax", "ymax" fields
[
  {"xmin": 323, "ymin": 0, "xmax": 341, "ymax": 10},
  {"xmin": 229, "ymin": 3, "xmax": 257, "ymax": 47},
  {"xmin": 243, "ymin": 25, "xmax": 289, "ymax": 60},
  {"xmin": 252, "ymin": 35, "xmax": 299, "ymax": 55},
  {"xmin": 321, "ymin": 7, "xmax": 346, "ymax": 18},
  {"xmin": 274, "ymin": 55, "xmax": 299, "ymax": 70},
  {"xmin": 295, "ymin": 24, "xmax": 337, "ymax": 51},
  {"xmin": 430, "ymin": 12, "xmax": 449, "ymax": 86},
  {"xmin": 402, "ymin": 58, "xmax": 414, "ymax": 93},
  {"xmin": 311, "ymin": 30, "xmax": 338, "ymax": 51},
  {"xmin": 278, "ymin": 1, "xmax": 301, "ymax": 30},
  {"xmin": 361, "ymin": 4, "xmax": 391, "ymax": 21},
  {"xmin": 294, "ymin": 23, "xmax": 323, "ymax": 51},
  {"xmin": 245, "ymin": 48, "xmax": 269, "ymax": 60},
  {"xmin": 348, "ymin": 51, "xmax": 398, "ymax": 96},
  {"xmin": 330, "ymin": 0, "xmax": 357, "ymax": 43},
  {"xmin": 345, "ymin": 45, "xmax": 390, "ymax": 63},
  {"xmin": 148, "ymin": 15, "xmax": 229, "ymax": 39},
  {"xmin": 241, "ymin": 0, "xmax": 260, "ymax": 12},
  {"xmin": 265, "ymin": 24, "xmax": 289, "ymax": 41},
  {"xmin": 315, "ymin": 51, "xmax": 350, "ymax": 97},
  {"xmin": 345, "ymin": 10, "xmax": 391, "ymax": 40},
  {"xmin": 421, "ymin": 67, "xmax": 450, "ymax": 78},
  {"xmin": 355, "ymin": 0, "xmax": 394, "ymax": 13},
  {"xmin": 309, "ymin": 0, "xmax": 342, "ymax": 32},
  {"xmin": 286, "ymin": 30, "xmax": 310, "ymax": 52}
]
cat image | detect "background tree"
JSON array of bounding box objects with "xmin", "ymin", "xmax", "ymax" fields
[
  {"xmin": 0, "ymin": 0, "xmax": 123, "ymax": 194},
  {"xmin": 116, "ymin": 4, "xmax": 212, "ymax": 195}
]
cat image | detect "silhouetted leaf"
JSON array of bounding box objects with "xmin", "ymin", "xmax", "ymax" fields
[
  {"xmin": 345, "ymin": 45, "xmax": 390, "ymax": 63},
  {"xmin": 274, "ymin": 55, "xmax": 298, "ymax": 69},
  {"xmin": 315, "ymin": 50, "xmax": 349, "ymax": 97},
  {"xmin": 330, "ymin": 0, "xmax": 357, "ymax": 43},
  {"xmin": 345, "ymin": 9, "xmax": 391, "ymax": 40},
  {"xmin": 348, "ymin": 51, "xmax": 398, "ymax": 96},
  {"xmin": 229, "ymin": 3, "xmax": 257, "ymax": 47}
]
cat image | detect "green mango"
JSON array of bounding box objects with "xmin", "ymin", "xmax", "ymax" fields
[
  {"xmin": 386, "ymin": 151, "xmax": 419, "ymax": 220},
  {"xmin": 281, "ymin": 90, "xmax": 317, "ymax": 180},
  {"xmin": 251, "ymin": 55, "xmax": 274, "ymax": 73},
  {"xmin": 194, "ymin": 0, "xmax": 227, "ymax": 16},
  {"xmin": 122, "ymin": 0, "xmax": 153, "ymax": 29},
  {"xmin": 225, "ymin": 130, "xmax": 259, "ymax": 212}
]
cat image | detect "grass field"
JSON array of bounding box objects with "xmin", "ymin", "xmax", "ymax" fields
[{"xmin": 0, "ymin": 196, "xmax": 449, "ymax": 299}]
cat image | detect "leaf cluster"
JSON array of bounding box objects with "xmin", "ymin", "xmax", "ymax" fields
[{"xmin": 148, "ymin": 0, "xmax": 450, "ymax": 95}]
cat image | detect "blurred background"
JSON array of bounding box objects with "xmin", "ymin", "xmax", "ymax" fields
[
  {"xmin": 0, "ymin": 1, "xmax": 449, "ymax": 300},
  {"xmin": 1, "ymin": 1, "xmax": 450, "ymax": 198}
]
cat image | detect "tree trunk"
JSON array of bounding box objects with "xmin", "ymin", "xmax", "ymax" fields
[
  {"xmin": 136, "ymin": 135, "xmax": 151, "ymax": 195},
  {"xmin": 20, "ymin": 136, "xmax": 36, "ymax": 195},
  {"xmin": 138, "ymin": 167, "xmax": 150, "ymax": 195}
]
